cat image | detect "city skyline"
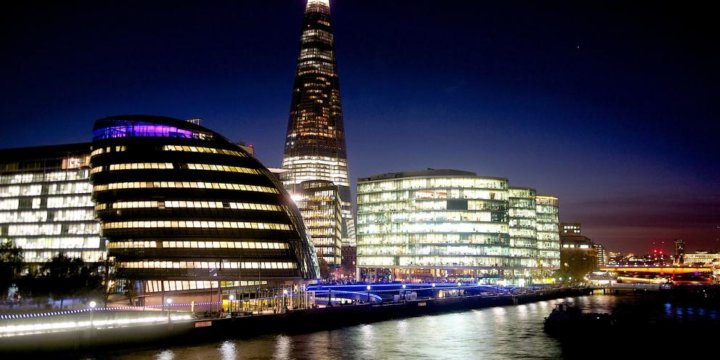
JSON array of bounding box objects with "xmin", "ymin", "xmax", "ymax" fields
[{"xmin": 1, "ymin": 0, "xmax": 718, "ymax": 253}]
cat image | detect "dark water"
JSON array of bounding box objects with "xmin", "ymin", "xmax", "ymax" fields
[{"xmin": 110, "ymin": 295, "xmax": 714, "ymax": 360}]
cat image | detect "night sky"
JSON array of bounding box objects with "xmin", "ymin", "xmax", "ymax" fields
[{"xmin": 1, "ymin": 0, "xmax": 718, "ymax": 253}]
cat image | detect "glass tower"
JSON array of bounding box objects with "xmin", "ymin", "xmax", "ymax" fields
[{"xmin": 282, "ymin": 0, "xmax": 353, "ymax": 245}]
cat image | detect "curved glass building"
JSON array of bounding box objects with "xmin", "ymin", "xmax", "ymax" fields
[{"xmin": 90, "ymin": 115, "xmax": 318, "ymax": 301}]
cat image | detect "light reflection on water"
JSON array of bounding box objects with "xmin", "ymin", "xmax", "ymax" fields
[{"xmin": 116, "ymin": 296, "xmax": 634, "ymax": 360}]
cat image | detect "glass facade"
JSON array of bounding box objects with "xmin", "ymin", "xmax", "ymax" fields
[
  {"xmin": 356, "ymin": 170, "xmax": 561, "ymax": 284},
  {"xmin": 0, "ymin": 144, "xmax": 105, "ymax": 268},
  {"xmin": 536, "ymin": 195, "xmax": 561, "ymax": 274},
  {"xmin": 508, "ymin": 187, "xmax": 538, "ymax": 277},
  {"xmin": 293, "ymin": 180, "xmax": 342, "ymax": 267},
  {"xmin": 282, "ymin": 0, "xmax": 354, "ymax": 247},
  {"xmin": 91, "ymin": 115, "xmax": 319, "ymax": 297}
]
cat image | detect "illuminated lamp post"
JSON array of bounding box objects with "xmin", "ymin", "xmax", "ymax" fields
[
  {"xmin": 89, "ymin": 301, "xmax": 97, "ymax": 330},
  {"xmin": 432, "ymin": 283, "xmax": 436, "ymax": 299},
  {"xmin": 282, "ymin": 289, "xmax": 288, "ymax": 313},
  {"xmin": 401, "ymin": 284, "xmax": 406, "ymax": 301},
  {"xmin": 366, "ymin": 285, "xmax": 371, "ymax": 303},
  {"xmin": 166, "ymin": 298, "xmax": 172, "ymax": 323},
  {"xmin": 229, "ymin": 294, "xmax": 235, "ymax": 315}
]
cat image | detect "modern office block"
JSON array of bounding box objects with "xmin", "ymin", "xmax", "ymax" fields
[
  {"xmin": 0, "ymin": 143, "xmax": 105, "ymax": 269},
  {"xmin": 356, "ymin": 169, "xmax": 561, "ymax": 284},
  {"xmin": 508, "ymin": 187, "xmax": 538, "ymax": 278},
  {"xmin": 536, "ymin": 196, "xmax": 561, "ymax": 273},
  {"xmin": 293, "ymin": 180, "xmax": 342, "ymax": 267}
]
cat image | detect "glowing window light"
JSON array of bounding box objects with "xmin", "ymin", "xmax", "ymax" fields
[{"xmin": 93, "ymin": 123, "xmax": 199, "ymax": 140}]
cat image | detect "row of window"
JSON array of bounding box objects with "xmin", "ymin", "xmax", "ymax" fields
[
  {"xmin": 0, "ymin": 209, "xmax": 94, "ymax": 223},
  {"xmin": 162, "ymin": 145, "xmax": 246, "ymax": 157},
  {"xmin": 357, "ymin": 200, "xmax": 507, "ymax": 212},
  {"xmin": 359, "ymin": 222, "xmax": 509, "ymax": 235},
  {"xmin": 109, "ymin": 162, "xmax": 174, "ymax": 171},
  {"xmin": 357, "ymin": 177, "xmax": 508, "ymax": 193},
  {"xmin": 357, "ymin": 190, "xmax": 508, "ymax": 203},
  {"xmin": 108, "ymin": 240, "xmax": 289, "ymax": 250},
  {"xmin": 90, "ymin": 145, "xmax": 126, "ymax": 157},
  {"xmin": 6, "ymin": 223, "xmax": 99, "ymax": 236},
  {"xmin": 103, "ymin": 220, "xmax": 292, "ymax": 231},
  {"xmin": 358, "ymin": 256, "xmax": 509, "ymax": 267},
  {"xmin": 358, "ymin": 245, "xmax": 508, "ymax": 257},
  {"xmin": 0, "ymin": 170, "xmax": 89, "ymax": 185},
  {"xmin": 119, "ymin": 261, "xmax": 297, "ymax": 270},
  {"xmin": 281, "ymin": 155, "xmax": 349, "ymax": 188},
  {"xmin": 21, "ymin": 250, "xmax": 105, "ymax": 263},
  {"xmin": 0, "ymin": 182, "xmax": 93, "ymax": 196},
  {"xmin": 96, "ymin": 200, "xmax": 282, "ymax": 212},
  {"xmin": 93, "ymin": 181, "xmax": 279, "ymax": 194},
  {"xmin": 12, "ymin": 236, "xmax": 102, "ymax": 250},
  {"xmin": 144, "ymin": 279, "xmax": 267, "ymax": 293},
  {"xmin": 358, "ymin": 211, "xmax": 498, "ymax": 224},
  {"xmin": 186, "ymin": 163, "xmax": 259, "ymax": 175}
]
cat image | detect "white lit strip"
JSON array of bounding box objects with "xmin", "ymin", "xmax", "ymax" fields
[
  {"xmin": 187, "ymin": 163, "xmax": 259, "ymax": 175},
  {"xmin": 118, "ymin": 261, "xmax": 297, "ymax": 270},
  {"xmin": 162, "ymin": 145, "xmax": 246, "ymax": 157},
  {"xmin": 95, "ymin": 201, "xmax": 282, "ymax": 211},
  {"xmin": 308, "ymin": 0, "xmax": 329, "ymax": 6},
  {"xmin": 103, "ymin": 220, "xmax": 292, "ymax": 231},
  {"xmin": 0, "ymin": 314, "xmax": 193, "ymax": 338},
  {"xmin": 107, "ymin": 240, "xmax": 289, "ymax": 250},
  {"xmin": 93, "ymin": 182, "xmax": 278, "ymax": 194}
]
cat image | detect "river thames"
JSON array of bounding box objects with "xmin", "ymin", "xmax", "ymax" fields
[{"xmin": 112, "ymin": 295, "xmax": 633, "ymax": 360}]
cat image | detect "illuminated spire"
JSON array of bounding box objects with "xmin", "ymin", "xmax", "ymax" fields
[
  {"xmin": 307, "ymin": 0, "xmax": 330, "ymax": 8},
  {"xmin": 306, "ymin": 0, "xmax": 330, "ymax": 13}
]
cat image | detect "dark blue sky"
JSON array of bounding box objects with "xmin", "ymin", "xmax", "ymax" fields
[{"xmin": 1, "ymin": 0, "xmax": 718, "ymax": 253}]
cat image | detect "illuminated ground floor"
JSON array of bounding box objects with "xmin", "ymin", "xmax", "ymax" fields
[
  {"xmin": 358, "ymin": 266, "xmax": 558, "ymax": 285},
  {"xmin": 111, "ymin": 279, "xmax": 317, "ymax": 314}
]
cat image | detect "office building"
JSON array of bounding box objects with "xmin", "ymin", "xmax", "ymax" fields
[
  {"xmin": 356, "ymin": 169, "xmax": 560, "ymax": 284},
  {"xmin": 508, "ymin": 187, "xmax": 538, "ymax": 279},
  {"xmin": 559, "ymin": 222, "xmax": 597, "ymax": 280},
  {"xmin": 90, "ymin": 115, "xmax": 319, "ymax": 303},
  {"xmin": 293, "ymin": 180, "xmax": 342, "ymax": 267},
  {"xmin": 537, "ymin": 196, "xmax": 561, "ymax": 274},
  {"xmin": 0, "ymin": 143, "xmax": 105, "ymax": 270}
]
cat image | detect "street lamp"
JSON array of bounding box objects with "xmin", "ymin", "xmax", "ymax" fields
[
  {"xmin": 401, "ymin": 284, "xmax": 406, "ymax": 301},
  {"xmin": 89, "ymin": 301, "xmax": 97, "ymax": 329},
  {"xmin": 366, "ymin": 285, "xmax": 371, "ymax": 303},
  {"xmin": 283, "ymin": 289, "xmax": 288, "ymax": 312},
  {"xmin": 229, "ymin": 294, "xmax": 235, "ymax": 314},
  {"xmin": 166, "ymin": 298, "xmax": 172, "ymax": 323}
]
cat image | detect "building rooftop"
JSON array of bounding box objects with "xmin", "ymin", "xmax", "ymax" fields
[{"xmin": 359, "ymin": 169, "xmax": 508, "ymax": 182}]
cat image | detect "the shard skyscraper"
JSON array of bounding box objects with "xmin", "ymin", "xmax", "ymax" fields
[{"xmin": 282, "ymin": 0, "xmax": 354, "ymax": 247}]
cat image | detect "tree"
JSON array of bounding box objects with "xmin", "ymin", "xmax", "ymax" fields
[
  {"xmin": 0, "ymin": 241, "xmax": 24, "ymax": 299},
  {"xmin": 41, "ymin": 252, "xmax": 85, "ymax": 308},
  {"xmin": 317, "ymin": 254, "xmax": 330, "ymax": 280}
]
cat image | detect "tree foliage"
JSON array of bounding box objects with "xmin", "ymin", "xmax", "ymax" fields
[
  {"xmin": 40, "ymin": 252, "xmax": 103, "ymax": 307},
  {"xmin": 0, "ymin": 241, "xmax": 24, "ymax": 297}
]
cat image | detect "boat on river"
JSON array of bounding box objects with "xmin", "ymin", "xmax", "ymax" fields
[{"xmin": 543, "ymin": 303, "xmax": 614, "ymax": 336}]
